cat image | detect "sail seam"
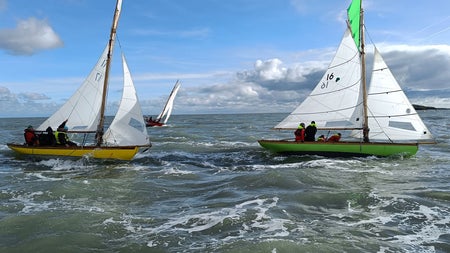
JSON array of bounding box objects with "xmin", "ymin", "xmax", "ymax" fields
[{"xmin": 369, "ymin": 89, "xmax": 402, "ymax": 96}]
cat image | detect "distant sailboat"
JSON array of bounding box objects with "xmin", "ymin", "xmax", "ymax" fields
[
  {"xmin": 8, "ymin": 0, "xmax": 151, "ymax": 160},
  {"xmin": 146, "ymin": 80, "xmax": 181, "ymax": 127},
  {"xmin": 258, "ymin": 0, "xmax": 434, "ymax": 157}
]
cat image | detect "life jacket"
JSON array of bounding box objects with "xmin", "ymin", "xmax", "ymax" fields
[
  {"xmin": 54, "ymin": 131, "xmax": 68, "ymax": 145},
  {"xmin": 294, "ymin": 126, "xmax": 305, "ymax": 141},
  {"xmin": 328, "ymin": 134, "xmax": 341, "ymax": 142},
  {"xmin": 24, "ymin": 130, "xmax": 36, "ymax": 144}
]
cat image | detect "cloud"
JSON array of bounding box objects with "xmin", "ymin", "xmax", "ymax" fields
[
  {"xmin": 0, "ymin": 17, "xmax": 63, "ymax": 55},
  {"xmin": 0, "ymin": 86, "xmax": 58, "ymax": 117},
  {"xmin": 374, "ymin": 45, "xmax": 450, "ymax": 90},
  {"xmin": 18, "ymin": 92, "xmax": 50, "ymax": 101},
  {"xmin": 167, "ymin": 45, "xmax": 450, "ymax": 114},
  {"xmin": 2, "ymin": 44, "xmax": 450, "ymax": 117}
]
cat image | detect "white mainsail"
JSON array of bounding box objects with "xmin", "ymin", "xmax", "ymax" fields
[
  {"xmin": 37, "ymin": 45, "xmax": 109, "ymax": 132},
  {"xmin": 274, "ymin": 28, "xmax": 363, "ymax": 130},
  {"xmin": 103, "ymin": 54, "xmax": 149, "ymax": 146},
  {"xmin": 156, "ymin": 80, "xmax": 181, "ymax": 124},
  {"xmin": 351, "ymin": 48, "xmax": 434, "ymax": 142}
]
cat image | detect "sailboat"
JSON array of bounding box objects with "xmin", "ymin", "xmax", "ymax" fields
[
  {"xmin": 145, "ymin": 80, "xmax": 181, "ymax": 127},
  {"xmin": 7, "ymin": 0, "xmax": 151, "ymax": 160},
  {"xmin": 258, "ymin": 0, "xmax": 434, "ymax": 157}
]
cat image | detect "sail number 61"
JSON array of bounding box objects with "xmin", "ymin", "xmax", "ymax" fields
[{"xmin": 321, "ymin": 73, "xmax": 334, "ymax": 89}]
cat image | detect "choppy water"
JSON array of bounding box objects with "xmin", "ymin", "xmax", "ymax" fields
[{"xmin": 0, "ymin": 112, "xmax": 449, "ymax": 253}]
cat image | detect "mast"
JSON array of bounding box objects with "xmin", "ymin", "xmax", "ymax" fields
[
  {"xmin": 359, "ymin": 0, "xmax": 370, "ymax": 142},
  {"xmin": 96, "ymin": 0, "xmax": 123, "ymax": 146}
]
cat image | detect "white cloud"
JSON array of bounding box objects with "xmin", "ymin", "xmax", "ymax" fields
[
  {"xmin": 18, "ymin": 92, "xmax": 50, "ymax": 101},
  {"xmin": 2, "ymin": 44, "xmax": 450, "ymax": 117},
  {"xmin": 0, "ymin": 17, "xmax": 63, "ymax": 55}
]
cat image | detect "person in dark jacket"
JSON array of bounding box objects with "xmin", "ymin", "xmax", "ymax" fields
[{"xmin": 305, "ymin": 121, "xmax": 317, "ymax": 141}]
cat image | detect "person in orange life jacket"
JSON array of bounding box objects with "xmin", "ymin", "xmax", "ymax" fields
[
  {"xmin": 327, "ymin": 133, "xmax": 341, "ymax": 142},
  {"xmin": 305, "ymin": 121, "xmax": 317, "ymax": 141},
  {"xmin": 317, "ymin": 135, "xmax": 326, "ymax": 142},
  {"xmin": 294, "ymin": 123, "xmax": 305, "ymax": 142},
  {"xmin": 55, "ymin": 120, "xmax": 77, "ymax": 147},
  {"xmin": 24, "ymin": 125, "xmax": 39, "ymax": 146}
]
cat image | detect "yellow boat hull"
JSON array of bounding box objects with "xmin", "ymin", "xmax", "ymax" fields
[{"xmin": 7, "ymin": 143, "xmax": 142, "ymax": 160}]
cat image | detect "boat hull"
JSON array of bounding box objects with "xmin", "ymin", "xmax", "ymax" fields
[
  {"xmin": 146, "ymin": 121, "xmax": 164, "ymax": 127},
  {"xmin": 7, "ymin": 143, "xmax": 141, "ymax": 160},
  {"xmin": 258, "ymin": 140, "xmax": 418, "ymax": 157}
]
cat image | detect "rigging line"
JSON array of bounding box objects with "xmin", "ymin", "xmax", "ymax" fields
[
  {"xmin": 418, "ymin": 25, "xmax": 450, "ymax": 42},
  {"xmin": 290, "ymin": 101, "xmax": 364, "ymax": 116},
  {"xmin": 116, "ymin": 34, "xmax": 123, "ymax": 52},
  {"xmin": 309, "ymin": 78, "xmax": 361, "ymax": 97},
  {"xmin": 412, "ymin": 15, "xmax": 450, "ymax": 42},
  {"xmin": 369, "ymin": 89, "xmax": 402, "ymax": 96},
  {"xmin": 328, "ymin": 50, "xmax": 360, "ymax": 70},
  {"xmin": 415, "ymin": 15, "xmax": 450, "ymax": 34},
  {"xmin": 369, "ymin": 112, "xmax": 420, "ymax": 118},
  {"xmin": 366, "ymin": 106, "xmax": 393, "ymax": 142}
]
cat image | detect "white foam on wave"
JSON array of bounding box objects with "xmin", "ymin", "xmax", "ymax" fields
[
  {"xmin": 37, "ymin": 158, "xmax": 95, "ymax": 171},
  {"xmin": 101, "ymin": 196, "xmax": 302, "ymax": 249},
  {"xmin": 342, "ymin": 190, "xmax": 449, "ymax": 252},
  {"xmin": 163, "ymin": 166, "xmax": 193, "ymax": 175},
  {"xmin": 9, "ymin": 190, "xmax": 53, "ymax": 214},
  {"xmin": 392, "ymin": 205, "xmax": 450, "ymax": 250}
]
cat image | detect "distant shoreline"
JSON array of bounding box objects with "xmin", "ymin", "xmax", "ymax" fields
[{"xmin": 413, "ymin": 104, "xmax": 449, "ymax": 110}]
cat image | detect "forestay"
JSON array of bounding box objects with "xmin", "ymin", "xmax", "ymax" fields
[{"xmin": 274, "ymin": 28, "xmax": 364, "ymax": 130}]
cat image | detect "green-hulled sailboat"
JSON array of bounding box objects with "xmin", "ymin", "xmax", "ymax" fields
[{"xmin": 258, "ymin": 0, "xmax": 435, "ymax": 157}]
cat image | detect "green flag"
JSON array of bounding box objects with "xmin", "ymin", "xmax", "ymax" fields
[{"xmin": 347, "ymin": 0, "xmax": 361, "ymax": 48}]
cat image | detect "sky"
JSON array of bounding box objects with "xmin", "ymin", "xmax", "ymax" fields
[{"xmin": 0, "ymin": 0, "xmax": 449, "ymax": 118}]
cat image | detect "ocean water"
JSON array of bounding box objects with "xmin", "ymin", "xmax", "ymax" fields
[{"xmin": 0, "ymin": 111, "xmax": 449, "ymax": 253}]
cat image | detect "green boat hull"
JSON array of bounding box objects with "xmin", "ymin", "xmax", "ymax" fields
[{"xmin": 258, "ymin": 140, "xmax": 418, "ymax": 157}]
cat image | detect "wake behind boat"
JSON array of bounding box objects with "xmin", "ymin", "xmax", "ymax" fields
[
  {"xmin": 7, "ymin": 0, "xmax": 151, "ymax": 160},
  {"xmin": 258, "ymin": 0, "xmax": 435, "ymax": 157},
  {"xmin": 145, "ymin": 80, "xmax": 181, "ymax": 127}
]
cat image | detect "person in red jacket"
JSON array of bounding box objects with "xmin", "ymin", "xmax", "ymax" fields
[
  {"xmin": 294, "ymin": 123, "xmax": 305, "ymax": 142},
  {"xmin": 24, "ymin": 125, "xmax": 39, "ymax": 146},
  {"xmin": 327, "ymin": 133, "xmax": 341, "ymax": 142}
]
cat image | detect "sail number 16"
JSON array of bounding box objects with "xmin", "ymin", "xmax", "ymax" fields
[{"xmin": 321, "ymin": 73, "xmax": 335, "ymax": 89}]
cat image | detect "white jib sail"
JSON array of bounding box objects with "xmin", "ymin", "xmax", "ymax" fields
[
  {"xmin": 274, "ymin": 28, "xmax": 364, "ymax": 130},
  {"xmin": 156, "ymin": 80, "xmax": 181, "ymax": 124},
  {"xmin": 37, "ymin": 45, "xmax": 109, "ymax": 132},
  {"xmin": 363, "ymin": 48, "xmax": 434, "ymax": 142},
  {"xmin": 103, "ymin": 54, "xmax": 150, "ymax": 146}
]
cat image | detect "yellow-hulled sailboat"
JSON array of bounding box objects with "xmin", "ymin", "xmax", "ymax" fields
[{"xmin": 7, "ymin": 0, "xmax": 151, "ymax": 160}]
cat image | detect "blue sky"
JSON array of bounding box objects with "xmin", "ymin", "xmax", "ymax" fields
[{"xmin": 0, "ymin": 0, "xmax": 449, "ymax": 117}]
